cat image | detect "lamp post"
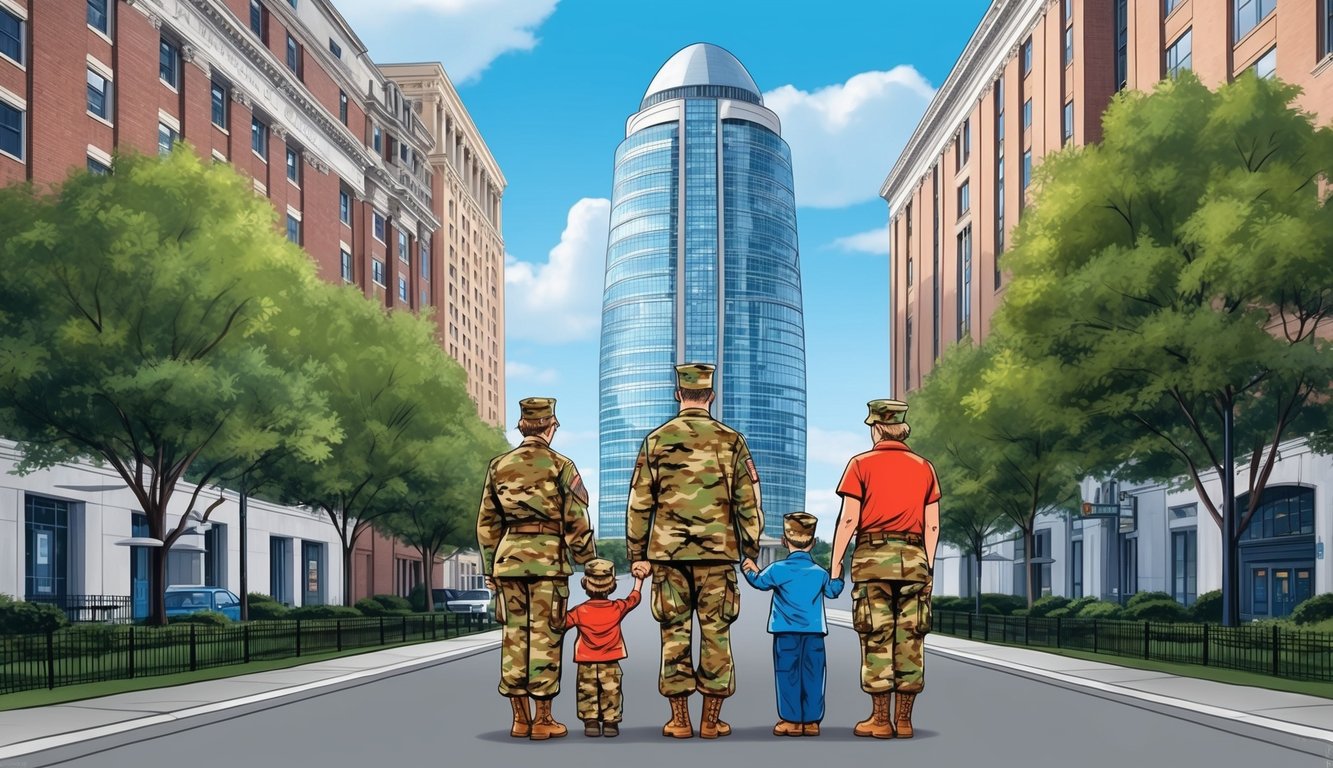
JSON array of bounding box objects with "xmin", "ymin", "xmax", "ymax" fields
[{"xmin": 239, "ymin": 484, "xmax": 249, "ymax": 621}]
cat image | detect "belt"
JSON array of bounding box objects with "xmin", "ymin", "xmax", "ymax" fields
[
  {"xmin": 860, "ymin": 531, "xmax": 924, "ymax": 546},
  {"xmin": 507, "ymin": 522, "xmax": 562, "ymax": 535}
]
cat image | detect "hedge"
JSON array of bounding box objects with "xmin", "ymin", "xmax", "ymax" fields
[
  {"xmin": 1292, "ymin": 593, "xmax": 1333, "ymax": 625},
  {"xmin": 0, "ymin": 599, "xmax": 70, "ymax": 635}
]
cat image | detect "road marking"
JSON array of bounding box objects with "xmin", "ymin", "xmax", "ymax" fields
[
  {"xmin": 827, "ymin": 611, "xmax": 1333, "ymax": 746},
  {"xmin": 0, "ymin": 633, "xmax": 502, "ymax": 761}
]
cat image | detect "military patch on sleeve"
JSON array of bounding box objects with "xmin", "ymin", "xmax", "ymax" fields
[
  {"xmin": 745, "ymin": 458, "xmax": 759, "ymax": 483},
  {"xmin": 570, "ymin": 473, "xmax": 590, "ymax": 505}
]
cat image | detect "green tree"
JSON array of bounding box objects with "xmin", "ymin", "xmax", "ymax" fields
[
  {"xmin": 0, "ymin": 150, "xmax": 340, "ymax": 624},
  {"xmin": 993, "ymin": 72, "xmax": 1333, "ymax": 623},
  {"xmin": 593, "ymin": 539, "xmax": 630, "ymax": 575}
]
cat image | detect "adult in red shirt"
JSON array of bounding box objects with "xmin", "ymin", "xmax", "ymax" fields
[
  {"xmin": 563, "ymin": 559, "xmax": 644, "ymax": 738},
  {"xmin": 830, "ymin": 399, "xmax": 941, "ymax": 740}
]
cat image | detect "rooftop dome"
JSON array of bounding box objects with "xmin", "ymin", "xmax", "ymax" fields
[{"xmin": 640, "ymin": 43, "xmax": 763, "ymax": 110}]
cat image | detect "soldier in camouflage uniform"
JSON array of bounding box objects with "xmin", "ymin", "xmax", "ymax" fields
[
  {"xmin": 626, "ymin": 363, "xmax": 764, "ymax": 740},
  {"xmin": 830, "ymin": 399, "xmax": 941, "ymax": 740},
  {"xmin": 476, "ymin": 397, "xmax": 597, "ymax": 741}
]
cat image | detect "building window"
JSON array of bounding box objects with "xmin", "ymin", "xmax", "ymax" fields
[
  {"xmin": 24, "ymin": 495, "xmax": 71, "ymax": 600},
  {"xmin": 251, "ymin": 117, "xmax": 268, "ymax": 158},
  {"xmin": 87, "ymin": 156, "xmax": 110, "ymax": 175},
  {"xmin": 1166, "ymin": 29, "xmax": 1193, "ymax": 78},
  {"xmin": 1238, "ymin": 486, "xmax": 1315, "ymax": 541},
  {"xmin": 1171, "ymin": 529, "xmax": 1197, "ymax": 605},
  {"xmin": 1064, "ymin": 25, "xmax": 1073, "ymax": 67},
  {"xmin": 1021, "ymin": 37, "xmax": 1032, "ymax": 75},
  {"xmin": 398, "ymin": 230, "xmax": 410, "ymax": 264},
  {"xmin": 159, "ymin": 38, "xmax": 180, "ymax": 89},
  {"xmin": 287, "ymin": 0, "xmax": 297, "ymax": 7},
  {"xmin": 995, "ymin": 159, "xmax": 1005, "ymax": 283},
  {"xmin": 907, "ymin": 256, "xmax": 913, "ymax": 287},
  {"xmin": 1021, "ymin": 150, "xmax": 1032, "ymax": 190},
  {"xmin": 957, "ymin": 225, "xmax": 972, "ymax": 339},
  {"xmin": 960, "ymin": 118, "xmax": 971, "ymax": 166},
  {"xmin": 329, "ymin": 38, "xmax": 342, "ymax": 58},
  {"xmin": 0, "ymin": 8, "xmax": 20, "ymax": 65},
  {"xmin": 339, "ymin": 91, "xmax": 348, "ymax": 125},
  {"xmin": 398, "ymin": 276, "xmax": 409, "ymax": 302},
  {"xmin": 157, "ymin": 122, "xmax": 178, "ymax": 156},
  {"xmin": 86, "ymin": 69, "xmax": 111, "ymax": 120},
  {"xmin": 372, "ymin": 125, "xmax": 382, "ymax": 153},
  {"xmin": 1325, "ymin": 0, "xmax": 1333, "ymax": 57},
  {"xmin": 904, "ymin": 316, "xmax": 913, "ymax": 389},
  {"xmin": 1062, "ymin": 100, "xmax": 1074, "ymax": 145},
  {"xmin": 339, "ymin": 190, "xmax": 350, "ymax": 224},
  {"xmin": 87, "ymin": 0, "xmax": 109, "ymax": 34},
  {"xmin": 1022, "ymin": 98, "xmax": 1032, "ymax": 130},
  {"xmin": 286, "ymin": 214, "xmax": 301, "ymax": 244},
  {"xmin": 1165, "ymin": 0, "xmax": 1183, "ymax": 14},
  {"xmin": 340, "ymin": 248, "xmax": 353, "ymax": 282},
  {"xmin": 957, "ymin": 180, "xmax": 970, "ymax": 215},
  {"xmin": 286, "ymin": 147, "xmax": 300, "ymax": 184},
  {"xmin": 373, "ymin": 211, "xmax": 386, "ymax": 242},
  {"xmin": 420, "ymin": 239, "xmax": 430, "ymax": 279},
  {"xmin": 1070, "ymin": 539, "xmax": 1084, "ymax": 599},
  {"xmin": 931, "ymin": 168, "xmax": 940, "ymax": 361},
  {"xmin": 211, "ymin": 82, "xmax": 228, "ymax": 127},
  {"xmin": 1115, "ymin": 0, "xmax": 1129, "ymax": 91},
  {"xmin": 1254, "ymin": 47, "xmax": 1277, "ymax": 79},
  {"xmin": 372, "ymin": 259, "xmax": 386, "ymax": 286},
  {"xmin": 285, "ymin": 34, "xmax": 300, "ymax": 76},
  {"xmin": 1235, "ymin": 0, "xmax": 1276, "ymax": 42},
  {"xmin": 249, "ymin": 0, "xmax": 265, "ymax": 41}
]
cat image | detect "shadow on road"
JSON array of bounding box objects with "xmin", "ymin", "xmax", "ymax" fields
[{"xmin": 475, "ymin": 726, "xmax": 937, "ymax": 744}]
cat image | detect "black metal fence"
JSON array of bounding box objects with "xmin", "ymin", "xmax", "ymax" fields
[
  {"xmin": 23, "ymin": 595, "xmax": 133, "ymax": 624},
  {"xmin": 0, "ymin": 612, "xmax": 496, "ymax": 695},
  {"xmin": 934, "ymin": 611, "xmax": 1333, "ymax": 683}
]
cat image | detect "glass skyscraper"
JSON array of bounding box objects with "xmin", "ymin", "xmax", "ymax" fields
[{"xmin": 598, "ymin": 43, "xmax": 806, "ymax": 540}]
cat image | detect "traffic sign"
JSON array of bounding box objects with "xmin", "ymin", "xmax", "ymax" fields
[{"xmin": 1081, "ymin": 503, "xmax": 1121, "ymax": 517}]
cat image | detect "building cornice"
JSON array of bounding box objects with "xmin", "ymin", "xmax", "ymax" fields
[{"xmin": 879, "ymin": 0, "xmax": 1053, "ymax": 215}]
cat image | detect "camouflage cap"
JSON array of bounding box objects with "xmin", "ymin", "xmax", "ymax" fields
[
  {"xmin": 582, "ymin": 558, "xmax": 617, "ymax": 591},
  {"xmin": 783, "ymin": 512, "xmax": 818, "ymax": 540},
  {"xmin": 675, "ymin": 363, "xmax": 715, "ymax": 390},
  {"xmin": 865, "ymin": 399, "xmax": 909, "ymax": 425},
  {"xmin": 518, "ymin": 397, "xmax": 557, "ymax": 423}
]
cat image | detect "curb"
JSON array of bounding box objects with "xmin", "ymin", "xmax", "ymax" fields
[
  {"xmin": 828, "ymin": 613, "xmax": 1333, "ymax": 759},
  {"xmin": 0, "ymin": 632, "xmax": 503, "ymax": 765}
]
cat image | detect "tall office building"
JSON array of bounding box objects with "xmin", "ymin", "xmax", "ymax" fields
[{"xmin": 597, "ymin": 43, "xmax": 806, "ymax": 540}]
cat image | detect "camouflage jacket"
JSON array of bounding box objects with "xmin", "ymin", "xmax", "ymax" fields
[
  {"xmin": 625, "ymin": 407, "xmax": 763, "ymax": 563},
  {"xmin": 476, "ymin": 436, "xmax": 597, "ymax": 578}
]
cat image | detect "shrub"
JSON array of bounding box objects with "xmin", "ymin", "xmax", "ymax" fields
[
  {"xmin": 1291, "ymin": 593, "xmax": 1333, "ymax": 626},
  {"xmin": 978, "ymin": 593, "xmax": 1027, "ymax": 616},
  {"xmin": 1127, "ymin": 591, "xmax": 1175, "ymax": 609},
  {"xmin": 1067, "ymin": 596, "xmax": 1099, "ymax": 615},
  {"xmin": 1192, "ymin": 590, "xmax": 1222, "ymax": 624},
  {"xmin": 372, "ymin": 594, "xmax": 412, "ymax": 612},
  {"xmin": 66, "ymin": 623, "xmax": 123, "ymax": 654},
  {"xmin": 0, "ymin": 600, "xmax": 70, "ymax": 635},
  {"xmin": 1047, "ymin": 607, "xmax": 1071, "ymax": 619},
  {"xmin": 1076, "ymin": 601, "xmax": 1123, "ymax": 619},
  {"xmin": 287, "ymin": 605, "xmax": 363, "ymax": 621},
  {"xmin": 1124, "ymin": 599, "xmax": 1190, "ymax": 623},
  {"xmin": 1029, "ymin": 595, "xmax": 1072, "ymax": 618},
  {"xmin": 168, "ymin": 610, "xmax": 231, "ymax": 626},
  {"xmin": 248, "ymin": 592, "xmax": 279, "ymax": 605},
  {"xmin": 408, "ymin": 583, "xmax": 428, "ymax": 613},
  {"xmin": 246, "ymin": 601, "xmax": 290, "ymax": 621},
  {"xmin": 1011, "ymin": 608, "xmax": 1030, "ymax": 617},
  {"xmin": 932, "ymin": 596, "xmax": 965, "ymax": 612}
]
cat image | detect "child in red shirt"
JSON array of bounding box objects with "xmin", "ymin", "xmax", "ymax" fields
[{"xmin": 563, "ymin": 558, "xmax": 643, "ymax": 738}]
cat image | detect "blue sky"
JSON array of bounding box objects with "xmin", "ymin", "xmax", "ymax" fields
[{"xmin": 339, "ymin": 0, "xmax": 991, "ymax": 533}]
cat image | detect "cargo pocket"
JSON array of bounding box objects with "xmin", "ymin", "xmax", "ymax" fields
[
  {"xmin": 652, "ymin": 570, "xmax": 687, "ymax": 623},
  {"xmin": 551, "ymin": 582, "xmax": 569, "ymax": 630},
  {"xmin": 916, "ymin": 592, "xmax": 933, "ymax": 635},
  {"xmin": 852, "ymin": 585, "xmax": 873, "ymax": 634},
  {"xmin": 720, "ymin": 568, "xmax": 740, "ymax": 625}
]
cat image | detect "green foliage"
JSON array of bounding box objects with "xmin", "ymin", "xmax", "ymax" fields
[
  {"xmin": 373, "ymin": 594, "xmax": 412, "ymax": 612},
  {"xmin": 247, "ymin": 593, "xmax": 279, "ymax": 605},
  {"xmin": 595, "ymin": 539, "xmax": 630, "ymax": 573},
  {"xmin": 1046, "ymin": 607, "xmax": 1071, "ymax": 618},
  {"xmin": 168, "ymin": 611, "xmax": 231, "ymax": 626},
  {"xmin": 1029, "ymin": 595, "xmax": 1072, "ymax": 617},
  {"xmin": 1076, "ymin": 601, "xmax": 1124, "ymax": 619},
  {"xmin": 978, "ymin": 593, "xmax": 1027, "ymax": 616},
  {"xmin": 1124, "ymin": 599, "xmax": 1191, "ymax": 623},
  {"xmin": 1067, "ymin": 596, "xmax": 1100, "ymax": 614},
  {"xmin": 1012, "ymin": 608, "xmax": 1030, "ymax": 617},
  {"xmin": 246, "ymin": 601, "xmax": 289, "ymax": 621},
  {"xmin": 355, "ymin": 596, "xmax": 414, "ymax": 616},
  {"xmin": 1192, "ymin": 590, "xmax": 1223, "ymax": 623},
  {"xmin": 1291, "ymin": 593, "xmax": 1333, "ymax": 625},
  {"xmin": 0, "ymin": 601, "xmax": 70, "ymax": 635},
  {"xmin": 408, "ymin": 583, "xmax": 428, "ymax": 613},
  {"xmin": 66, "ymin": 623, "xmax": 122, "ymax": 654},
  {"xmin": 1127, "ymin": 591, "xmax": 1176, "ymax": 609},
  {"xmin": 932, "ymin": 596, "xmax": 967, "ymax": 612},
  {"xmin": 287, "ymin": 605, "xmax": 363, "ymax": 620}
]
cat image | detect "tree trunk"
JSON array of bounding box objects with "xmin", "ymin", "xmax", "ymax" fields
[
  {"xmin": 149, "ymin": 541, "xmax": 168, "ymax": 626},
  {"xmin": 973, "ymin": 539, "xmax": 984, "ymax": 614},
  {"xmin": 341, "ymin": 541, "xmax": 355, "ymax": 607},
  {"xmin": 1024, "ymin": 525, "xmax": 1035, "ymax": 609},
  {"xmin": 422, "ymin": 547, "xmax": 436, "ymax": 613}
]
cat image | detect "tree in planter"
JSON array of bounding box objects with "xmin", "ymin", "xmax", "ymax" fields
[
  {"xmin": 0, "ymin": 150, "xmax": 340, "ymax": 625},
  {"xmin": 991, "ymin": 72, "xmax": 1333, "ymax": 625}
]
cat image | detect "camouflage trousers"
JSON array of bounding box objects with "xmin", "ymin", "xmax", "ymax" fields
[
  {"xmin": 497, "ymin": 577, "xmax": 569, "ymax": 699},
  {"xmin": 851, "ymin": 580, "xmax": 932, "ymax": 694},
  {"xmin": 575, "ymin": 662, "xmax": 623, "ymax": 723},
  {"xmin": 651, "ymin": 563, "xmax": 741, "ymax": 698}
]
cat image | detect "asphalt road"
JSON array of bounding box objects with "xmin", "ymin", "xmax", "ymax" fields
[{"xmin": 41, "ymin": 576, "xmax": 1328, "ymax": 768}]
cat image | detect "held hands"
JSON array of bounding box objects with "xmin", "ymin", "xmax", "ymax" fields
[
  {"xmin": 630, "ymin": 560, "xmax": 652, "ymax": 579},
  {"xmin": 741, "ymin": 557, "xmax": 759, "ymax": 574},
  {"xmin": 484, "ymin": 576, "xmax": 496, "ymax": 591},
  {"xmin": 632, "ymin": 575, "xmax": 645, "ymax": 591}
]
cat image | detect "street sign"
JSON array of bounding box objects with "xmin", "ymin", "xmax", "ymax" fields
[{"xmin": 1081, "ymin": 503, "xmax": 1120, "ymax": 517}]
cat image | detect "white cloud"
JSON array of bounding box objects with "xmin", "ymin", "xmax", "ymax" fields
[
  {"xmin": 336, "ymin": 0, "xmax": 558, "ymax": 83},
  {"xmin": 807, "ymin": 426, "xmax": 867, "ymax": 467},
  {"xmin": 830, "ymin": 223, "xmax": 891, "ymax": 255},
  {"xmin": 506, "ymin": 360, "xmax": 559, "ymax": 384},
  {"xmin": 505, "ymin": 198, "xmax": 610, "ymax": 343},
  {"xmin": 764, "ymin": 68, "xmax": 936, "ymax": 209},
  {"xmin": 804, "ymin": 490, "xmax": 842, "ymax": 538}
]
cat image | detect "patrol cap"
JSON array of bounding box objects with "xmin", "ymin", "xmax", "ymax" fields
[
  {"xmin": 783, "ymin": 512, "xmax": 818, "ymax": 540},
  {"xmin": 518, "ymin": 397, "xmax": 558, "ymax": 424},
  {"xmin": 582, "ymin": 558, "xmax": 617, "ymax": 591},
  {"xmin": 865, "ymin": 399, "xmax": 909, "ymax": 426},
  {"xmin": 675, "ymin": 363, "xmax": 715, "ymax": 390}
]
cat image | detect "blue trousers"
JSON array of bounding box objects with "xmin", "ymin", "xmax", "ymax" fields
[{"xmin": 772, "ymin": 633, "xmax": 827, "ymax": 723}]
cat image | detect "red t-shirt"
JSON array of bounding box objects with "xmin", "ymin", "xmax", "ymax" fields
[
  {"xmin": 565, "ymin": 590, "xmax": 642, "ymax": 662},
  {"xmin": 836, "ymin": 440, "xmax": 940, "ymax": 533}
]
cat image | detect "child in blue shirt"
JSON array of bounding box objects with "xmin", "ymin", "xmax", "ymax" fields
[{"xmin": 742, "ymin": 512, "xmax": 845, "ymax": 737}]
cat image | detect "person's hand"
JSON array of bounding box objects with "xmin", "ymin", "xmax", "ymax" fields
[
  {"xmin": 830, "ymin": 563, "xmax": 843, "ymax": 581},
  {"xmin": 920, "ymin": 577, "xmax": 932, "ymax": 599},
  {"xmin": 631, "ymin": 560, "xmax": 651, "ymax": 579},
  {"xmin": 633, "ymin": 575, "xmax": 645, "ymax": 589},
  {"xmin": 741, "ymin": 558, "xmax": 758, "ymax": 574},
  {"xmin": 484, "ymin": 577, "xmax": 496, "ymax": 591}
]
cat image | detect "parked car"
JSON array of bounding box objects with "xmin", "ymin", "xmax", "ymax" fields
[
  {"xmin": 443, "ymin": 588, "xmax": 494, "ymax": 619},
  {"xmin": 164, "ymin": 586, "xmax": 242, "ymax": 621}
]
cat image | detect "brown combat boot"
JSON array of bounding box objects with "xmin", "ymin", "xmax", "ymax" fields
[
  {"xmin": 699, "ymin": 695, "xmax": 731, "ymax": 739},
  {"xmin": 894, "ymin": 692, "xmax": 917, "ymax": 738},
  {"xmin": 802, "ymin": 722, "xmax": 821, "ymax": 737},
  {"xmin": 529, "ymin": 698, "xmax": 567, "ymax": 740},
  {"xmin": 583, "ymin": 720, "xmax": 601, "ymax": 737},
  {"xmin": 508, "ymin": 696, "xmax": 531, "ymax": 738},
  {"xmin": 773, "ymin": 719, "xmax": 803, "ymax": 737},
  {"xmin": 853, "ymin": 692, "xmax": 894, "ymax": 739},
  {"xmin": 602, "ymin": 722, "xmax": 619, "ymax": 738},
  {"xmin": 662, "ymin": 695, "xmax": 693, "ymax": 739}
]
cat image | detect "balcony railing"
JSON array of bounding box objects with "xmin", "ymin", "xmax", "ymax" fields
[{"xmin": 24, "ymin": 594, "xmax": 133, "ymax": 624}]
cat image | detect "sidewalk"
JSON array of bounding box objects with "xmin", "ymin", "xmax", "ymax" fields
[
  {"xmin": 0, "ymin": 628, "xmax": 502, "ymax": 762},
  {"xmin": 829, "ymin": 609, "xmax": 1333, "ymax": 757}
]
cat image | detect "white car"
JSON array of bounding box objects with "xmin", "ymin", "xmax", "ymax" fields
[{"xmin": 444, "ymin": 588, "xmax": 494, "ymax": 618}]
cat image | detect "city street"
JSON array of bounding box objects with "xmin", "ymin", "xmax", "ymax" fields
[{"xmin": 26, "ymin": 580, "xmax": 1326, "ymax": 768}]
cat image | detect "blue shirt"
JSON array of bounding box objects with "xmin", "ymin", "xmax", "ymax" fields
[{"xmin": 743, "ymin": 551, "xmax": 845, "ymax": 635}]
